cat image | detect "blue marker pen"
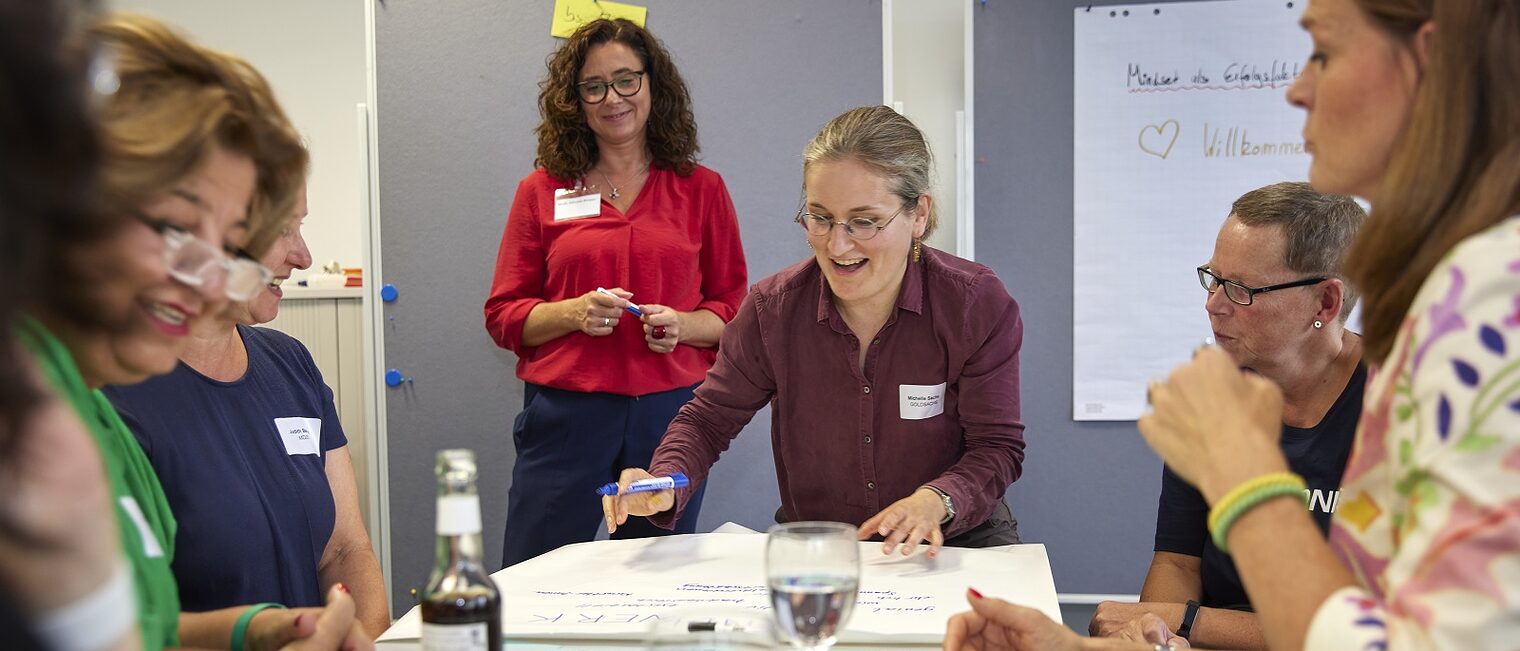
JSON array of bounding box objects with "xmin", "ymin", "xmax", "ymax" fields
[
  {"xmin": 596, "ymin": 473, "xmax": 688, "ymax": 496},
  {"xmin": 597, "ymin": 287, "xmax": 643, "ymax": 317}
]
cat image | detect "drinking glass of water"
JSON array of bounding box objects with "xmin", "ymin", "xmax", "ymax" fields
[{"xmin": 765, "ymin": 522, "xmax": 860, "ymax": 649}]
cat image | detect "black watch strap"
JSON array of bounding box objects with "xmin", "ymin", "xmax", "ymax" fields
[{"xmin": 1176, "ymin": 599, "xmax": 1201, "ymax": 640}]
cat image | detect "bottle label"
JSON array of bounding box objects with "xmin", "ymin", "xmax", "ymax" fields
[
  {"xmin": 436, "ymin": 494, "xmax": 482, "ymax": 535},
  {"xmin": 421, "ymin": 622, "xmax": 489, "ymax": 651}
]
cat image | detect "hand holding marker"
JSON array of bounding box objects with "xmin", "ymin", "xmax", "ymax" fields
[
  {"xmin": 596, "ymin": 473, "xmax": 689, "ymax": 496},
  {"xmin": 597, "ymin": 287, "xmax": 642, "ymax": 317},
  {"xmin": 598, "ymin": 287, "xmax": 668, "ymax": 340}
]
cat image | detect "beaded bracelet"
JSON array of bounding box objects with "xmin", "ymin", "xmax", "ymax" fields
[
  {"xmin": 1207, "ymin": 471, "xmax": 1307, "ymax": 553},
  {"xmin": 231, "ymin": 602, "xmax": 287, "ymax": 651}
]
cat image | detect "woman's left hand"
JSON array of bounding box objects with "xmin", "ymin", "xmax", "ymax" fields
[
  {"xmin": 857, "ymin": 488, "xmax": 946, "ymax": 558},
  {"xmin": 639, "ymin": 305, "xmax": 680, "ymax": 354},
  {"xmin": 1137, "ymin": 346, "xmax": 1289, "ymax": 502},
  {"xmin": 943, "ymin": 589, "xmax": 1084, "ymax": 651}
]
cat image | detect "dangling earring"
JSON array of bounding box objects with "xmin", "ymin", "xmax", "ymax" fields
[
  {"xmin": 912, "ymin": 238, "xmax": 922, "ymax": 263},
  {"xmin": 1313, "ymin": 320, "xmax": 1323, "ymax": 329}
]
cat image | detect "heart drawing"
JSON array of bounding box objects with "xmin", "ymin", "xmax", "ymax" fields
[{"xmin": 1138, "ymin": 119, "xmax": 1180, "ymax": 159}]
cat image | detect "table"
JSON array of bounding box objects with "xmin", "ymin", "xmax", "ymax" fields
[{"xmin": 378, "ymin": 526, "xmax": 1058, "ymax": 648}]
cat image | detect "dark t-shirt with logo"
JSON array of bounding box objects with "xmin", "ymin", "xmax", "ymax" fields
[{"xmin": 1153, "ymin": 362, "xmax": 1365, "ymax": 610}]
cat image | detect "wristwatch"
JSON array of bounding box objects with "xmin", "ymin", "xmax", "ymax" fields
[
  {"xmin": 1176, "ymin": 599, "xmax": 1201, "ymax": 641},
  {"xmin": 923, "ymin": 485, "xmax": 955, "ymax": 524}
]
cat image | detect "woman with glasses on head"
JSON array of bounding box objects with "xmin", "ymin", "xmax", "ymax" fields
[
  {"xmin": 105, "ymin": 180, "xmax": 390, "ymax": 637},
  {"xmin": 485, "ymin": 18, "xmax": 747, "ymax": 567},
  {"xmin": 604, "ymin": 105, "xmax": 1025, "ymax": 557},
  {"xmin": 18, "ymin": 12, "xmax": 370, "ymax": 651},
  {"xmin": 1089, "ymin": 182, "xmax": 1365, "ymax": 650},
  {"xmin": 945, "ymin": 0, "xmax": 1520, "ymax": 649}
]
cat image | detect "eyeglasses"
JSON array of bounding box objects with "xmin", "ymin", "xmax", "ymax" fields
[
  {"xmin": 795, "ymin": 202, "xmax": 911, "ymax": 241},
  {"xmin": 139, "ymin": 216, "xmax": 273, "ymax": 301},
  {"xmin": 576, "ymin": 71, "xmax": 646, "ymax": 104},
  {"xmin": 1196, "ymin": 265, "xmax": 1327, "ymax": 306}
]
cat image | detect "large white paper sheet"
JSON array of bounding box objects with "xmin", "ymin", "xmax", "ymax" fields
[
  {"xmin": 1073, "ymin": 0, "xmax": 1312, "ymax": 420},
  {"xmin": 380, "ymin": 529, "xmax": 1058, "ymax": 645}
]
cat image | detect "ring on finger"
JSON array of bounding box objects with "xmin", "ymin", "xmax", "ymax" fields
[
  {"xmin": 651, "ymin": 325, "xmax": 667, "ymax": 340},
  {"xmin": 603, "ymin": 317, "xmax": 612, "ymax": 327}
]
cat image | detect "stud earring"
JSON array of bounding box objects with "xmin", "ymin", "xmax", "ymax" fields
[{"xmin": 1313, "ymin": 320, "xmax": 1323, "ymax": 329}]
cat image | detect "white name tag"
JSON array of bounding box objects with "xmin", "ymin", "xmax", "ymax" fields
[
  {"xmin": 900, "ymin": 382, "xmax": 947, "ymax": 420},
  {"xmin": 119, "ymin": 496, "xmax": 165, "ymax": 558},
  {"xmin": 274, "ymin": 416, "xmax": 322, "ymax": 456},
  {"xmin": 553, "ymin": 188, "xmax": 601, "ymax": 221}
]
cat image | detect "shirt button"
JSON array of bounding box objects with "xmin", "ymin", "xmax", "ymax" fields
[
  {"xmin": 863, "ymin": 436, "xmax": 873, "ymax": 444},
  {"xmin": 863, "ymin": 386, "xmax": 871, "ymax": 394},
  {"xmin": 866, "ymin": 481, "xmax": 876, "ymax": 490}
]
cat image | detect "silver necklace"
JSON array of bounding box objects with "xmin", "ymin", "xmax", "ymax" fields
[{"xmin": 597, "ymin": 162, "xmax": 649, "ymax": 200}]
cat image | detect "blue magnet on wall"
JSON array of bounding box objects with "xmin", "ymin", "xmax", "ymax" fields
[
  {"xmin": 380, "ymin": 283, "xmax": 398, "ymax": 302},
  {"xmin": 385, "ymin": 368, "xmax": 410, "ymax": 387}
]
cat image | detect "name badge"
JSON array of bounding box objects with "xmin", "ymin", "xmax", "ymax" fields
[
  {"xmin": 119, "ymin": 496, "xmax": 165, "ymax": 558},
  {"xmin": 553, "ymin": 188, "xmax": 601, "ymax": 221},
  {"xmin": 274, "ymin": 416, "xmax": 322, "ymax": 456},
  {"xmin": 900, "ymin": 382, "xmax": 947, "ymax": 420}
]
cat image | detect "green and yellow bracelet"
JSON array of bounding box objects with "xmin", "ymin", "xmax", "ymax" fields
[{"xmin": 1207, "ymin": 471, "xmax": 1307, "ymax": 553}]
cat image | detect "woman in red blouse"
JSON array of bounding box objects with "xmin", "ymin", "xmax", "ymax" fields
[{"xmin": 484, "ymin": 18, "xmax": 747, "ymax": 567}]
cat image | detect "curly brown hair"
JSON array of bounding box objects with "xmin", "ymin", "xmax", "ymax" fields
[{"xmin": 535, "ymin": 19, "xmax": 699, "ymax": 181}]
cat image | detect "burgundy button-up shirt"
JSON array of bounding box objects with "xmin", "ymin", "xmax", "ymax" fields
[{"xmin": 649, "ymin": 246, "xmax": 1025, "ymax": 538}]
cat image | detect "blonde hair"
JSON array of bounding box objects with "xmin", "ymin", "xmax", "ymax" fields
[
  {"xmin": 803, "ymin": 106, "xmax": 939, "ymax": 239},
  {"xmin": 90, "ymin": 13, "xmax": 307, "ymax": 256}
]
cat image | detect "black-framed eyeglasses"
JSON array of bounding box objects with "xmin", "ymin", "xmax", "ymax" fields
[
  {"xmin": 1197, "ymin": 265, "xmax": 1327, "ymax": 306},
  {"xmin": 794, "ymin": 202, "xmax": 911, "ymax": 241},
  {"xmin": 136, "ymin": 213, "xmax": 274, "ymax": 301},
  {"xmin": 576, "ymin": 70, "xmax": 646, "ymax": 104}
]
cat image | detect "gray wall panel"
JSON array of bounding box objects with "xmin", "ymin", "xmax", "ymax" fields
[
  {"xmin": 375, "ymin": 1, "xmax": 880, "ymax": 609},
  {"xmin": 974, "ymin": 0, "xmax": 1198, "ymax": 596}
]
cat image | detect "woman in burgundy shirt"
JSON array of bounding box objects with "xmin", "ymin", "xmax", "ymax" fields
[
  {"xmin": 604, "ymin": 106, "xmax": 1026, "ymax": 558},
  {"xmin": 484, "ymin": 19, "xmax": 747, "ymax": 567}
]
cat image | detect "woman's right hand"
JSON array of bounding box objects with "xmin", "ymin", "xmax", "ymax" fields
[
  {"xmin": 570, "ymin": 287, "xmax": 633, "ymax": 337},
  {"xmin": 601, "ymin": 467, "xmax": 675, "ymax": 534},
  {"xmin": 249, "ymin": 584, "xmax": 373, "ymax": 651},
  {"xmin": 277, "ymin": 584, "xmax": 373, "ymax": 651}
]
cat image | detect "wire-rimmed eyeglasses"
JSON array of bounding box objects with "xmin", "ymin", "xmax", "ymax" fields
[
  {"xmin": 1197, "ymin": 265, "xmax": 1327, "ymax": 306},
  {"xmin": 576, "ymin": 70, "xmax": 646, "ymax": 104},
  {"xmin": 794, "ymin": 202, "xmax": 911, "ymax": 241}
]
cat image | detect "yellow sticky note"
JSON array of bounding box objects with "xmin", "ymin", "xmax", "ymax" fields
[{"xmin": 551, "ymin": 0, "xmax": 648, "ymax": 38}]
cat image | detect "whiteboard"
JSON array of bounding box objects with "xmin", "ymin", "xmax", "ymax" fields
[{"xmin": 1072, "ymin": 0, "xmax": 1311, "ymax": 420}]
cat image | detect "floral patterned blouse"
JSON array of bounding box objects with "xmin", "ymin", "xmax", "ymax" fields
[{"xmin": 1308, "ymin": 216, "xmax": 1520, "ymax": 649}]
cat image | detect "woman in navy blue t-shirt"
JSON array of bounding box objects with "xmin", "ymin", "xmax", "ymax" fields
[{"xmin": 105, "ymin": 186, "xmax": 390, "ymax": 637}]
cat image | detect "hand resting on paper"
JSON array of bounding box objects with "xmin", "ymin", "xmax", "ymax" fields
[
  {"xmin": 601, "ymin": 467, "xmax": 675, "ymax": 534},
  {"xmin": 857, "ymin": 487, "xmax": 948, "ymax": 559}
]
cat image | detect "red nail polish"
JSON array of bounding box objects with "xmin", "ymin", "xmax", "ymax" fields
[
  {"xmin": 336, "ymin": 582, "xmax": 349, "ymax": 594},
  {"xmin": 968, "ymin": 587, "xmax": 984, "ymax": 599}
]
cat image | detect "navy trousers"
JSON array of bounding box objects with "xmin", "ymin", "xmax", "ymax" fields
[{"xmin": 501, "ymin": 382, "xmax": 707, "ymax": 568}]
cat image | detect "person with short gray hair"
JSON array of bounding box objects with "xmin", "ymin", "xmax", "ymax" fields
[{"xmin": 1089, "ymin": 182, "xmax": 1366, "ymax": 649}]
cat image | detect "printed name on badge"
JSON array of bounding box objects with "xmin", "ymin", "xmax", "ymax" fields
[
  {"xmin": 275, "ymin": 416, "xmax": 323, "ymax": 456},
  {"xmin": 899, "ymin": 382, "xmax": 947, "ymax": 420},
  {"xmin": 554, "ymin": 188, "xmax": 601, "ymax": 221}
]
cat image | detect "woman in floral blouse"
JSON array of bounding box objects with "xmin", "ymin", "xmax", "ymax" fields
[{"xmin": 943, "ymin": 0, "xmax": 1520, "ymax": 649}]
